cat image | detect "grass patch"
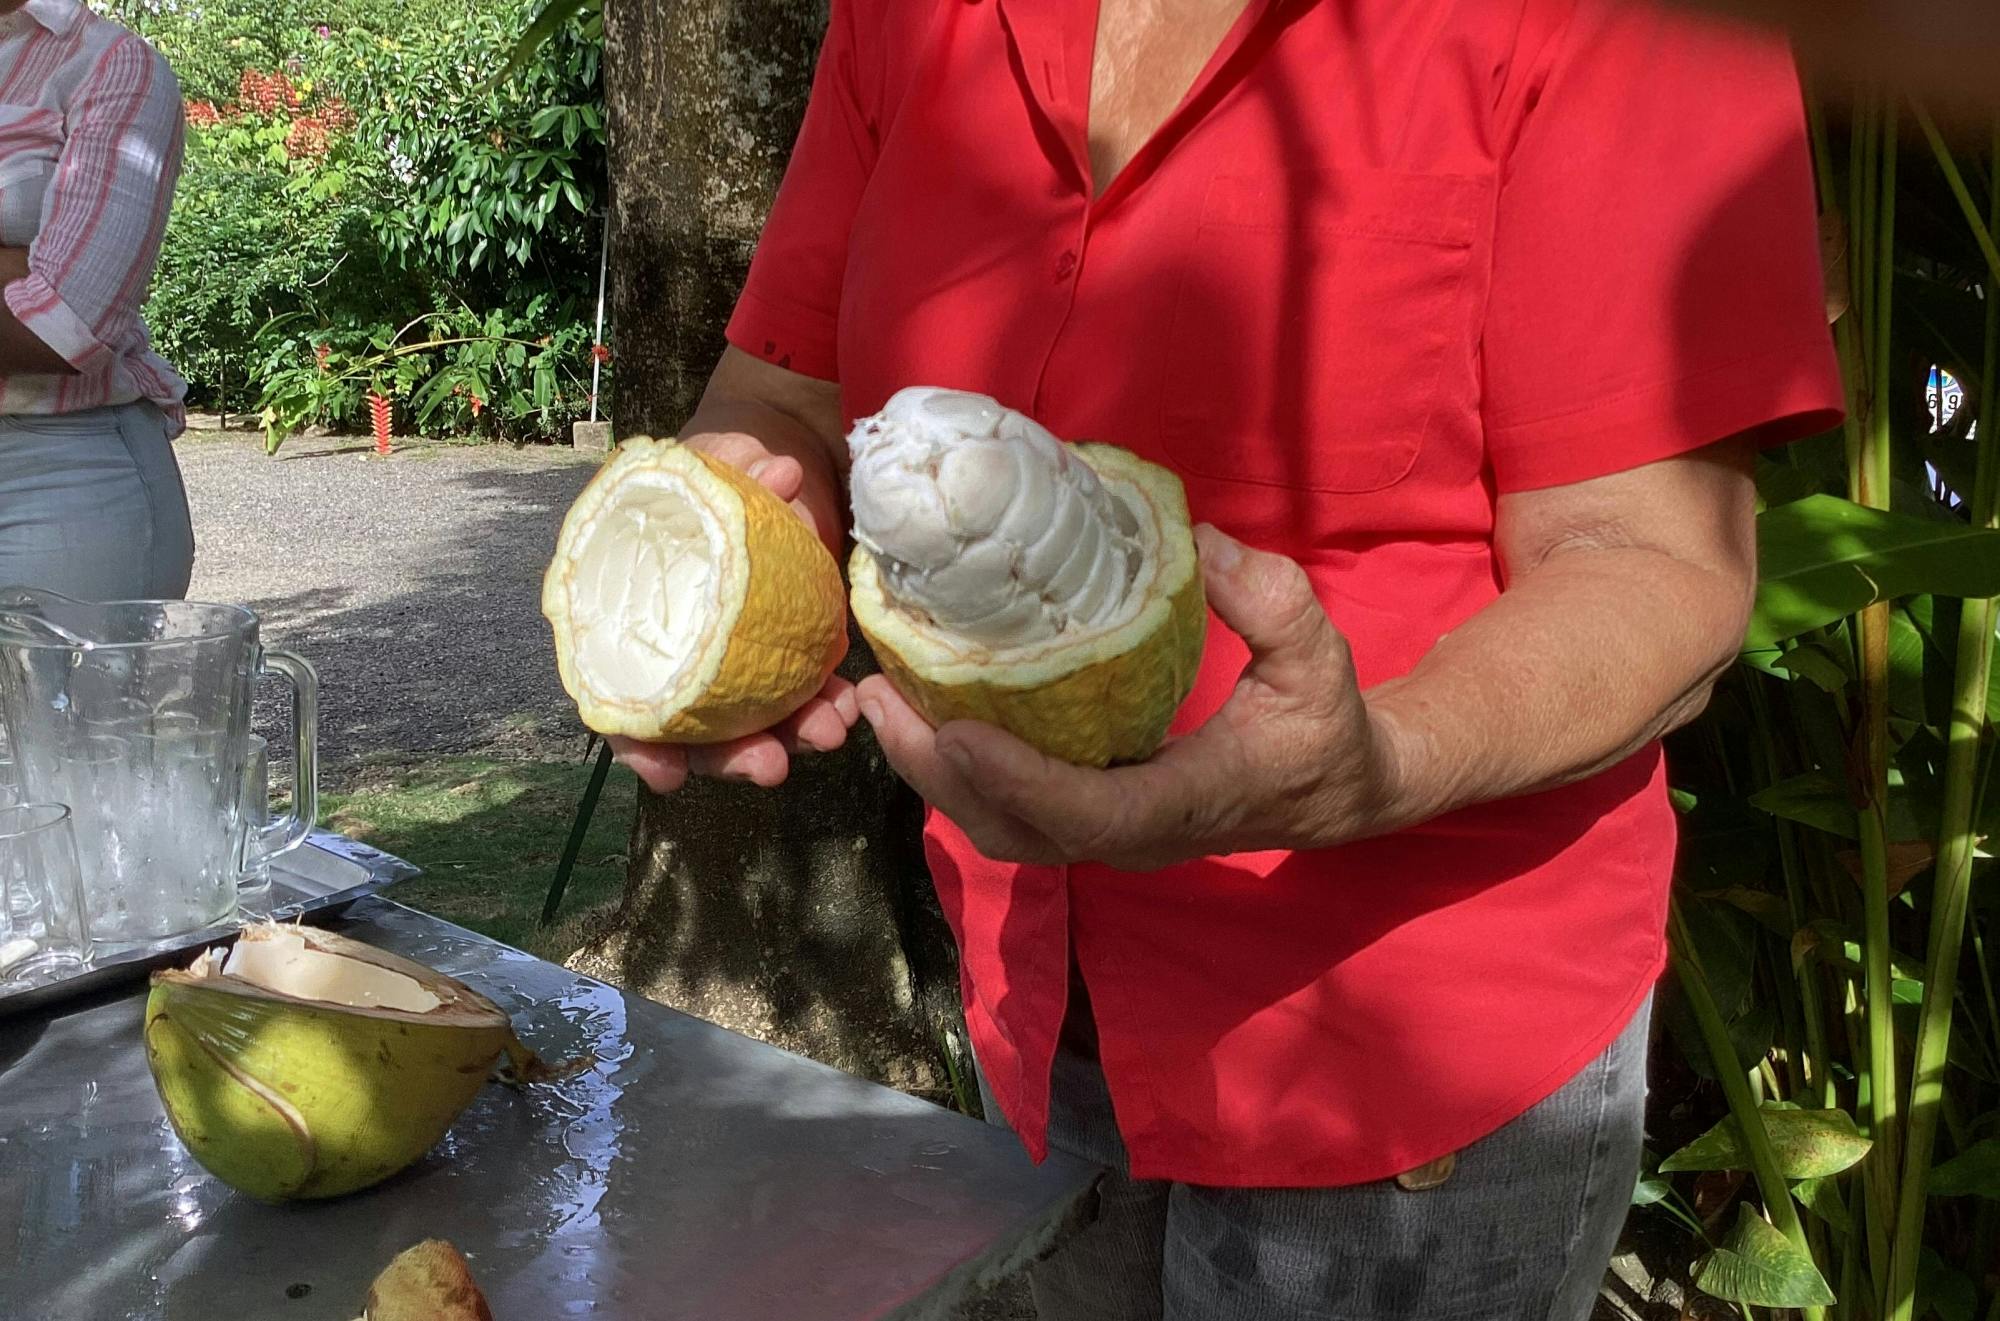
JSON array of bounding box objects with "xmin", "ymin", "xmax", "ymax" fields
[{"xmin": 319, "ymin": 753, "xmax": 634, "ymax": 961}]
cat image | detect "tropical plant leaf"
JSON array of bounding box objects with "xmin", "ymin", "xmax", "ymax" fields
[
  {"xmin": 1771, "ymin": 641, "xmax": 1852, "ymax": 693},
  {"xmin": 1691, "ymin": 1204, "xmax": 1837, "ymax": 1308},
  {"xmin": 1918, "ymin": 1247, "xmax": 1979, "ymax": 1321},
  {"xmin": 1928, "ymin": 1138, "xmax": 2000, "ymax": 1198},
  {"xmin": 489, "ymin": 0, "xmax": 599, "ymax": 90},
  {"xmin": 1792, "ymin": 1176, "xmax": 1852, "ymax": 1235},
  {"xmin": 1751, "ymin": 772, "xmax": 1857, "ymax": 838},
  {"xmin": 1661, "ymin": 1105, "xmax": 1872, "ymax": 1180},
  {"xmin": 1750, "ymin": 494, "xmax": 2000, "ymax": 647}
]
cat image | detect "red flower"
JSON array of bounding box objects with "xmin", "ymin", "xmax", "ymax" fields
[
  {"xmin": 468, "ymin": 393, "xmax": 485, "ymax": 418},
  {"xmin": 284, "ymin": 115, "xmax": 332, "ymax": 159},
  {"xmin": 368, "ymin": 392, "xmax": 393, "ymax": 456},
  {"xmin": 184, "ymin": 100, "xmax": 222, "ymax": 128},
  {"xmin": 590, "ymin": 343, "xmax": 611, "ymax": 364},
  {"xmin": 314, "ymin": 343, "xmax": 331, "ymax": 371}
]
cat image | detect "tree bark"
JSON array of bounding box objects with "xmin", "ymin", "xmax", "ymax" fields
[{"xmin": 569, "ymin": 0, "xmax": 962, "ymax": 1094}]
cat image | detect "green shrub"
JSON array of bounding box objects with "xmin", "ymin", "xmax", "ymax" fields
[{"xmin": 126, "ymin": 0, "xmax": 607, "ymax": 446}]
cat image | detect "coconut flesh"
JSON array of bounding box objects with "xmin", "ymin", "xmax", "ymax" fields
[
  {"xmin": 553, "ymin": 461, "xmax": 737, "ymax": 713},
  {"xmin": 848, "ymin": 387, "xmax": 1154, "ymax": 655},
  {"xmin": 213, "ymin": 927, "xmax": 443, "ymax": 1014}
]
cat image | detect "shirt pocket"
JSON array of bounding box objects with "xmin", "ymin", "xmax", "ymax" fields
[{"xmin": 1159, "ymin": 168, "xmax": 1489, "ymax": 494}]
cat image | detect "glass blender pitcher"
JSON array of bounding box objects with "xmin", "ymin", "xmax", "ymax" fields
[{"xmin": 0, "ymin": 588, "xmax": 318, "ymax": 947}]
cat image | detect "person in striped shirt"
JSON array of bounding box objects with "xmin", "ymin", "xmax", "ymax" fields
[{"xmin": 0, "ymin": 0, "xmax": 192, "ymax": 602}]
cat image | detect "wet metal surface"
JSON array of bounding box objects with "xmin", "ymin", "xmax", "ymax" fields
[{"xmin": 0, "ymin": 897, "xmax": 1096, "ymax": 1319}]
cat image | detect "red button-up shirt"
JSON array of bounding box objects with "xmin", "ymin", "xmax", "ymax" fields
[{"xmin": 727, "ymin": 0, "xmax": 1843, "ymax": 1185}]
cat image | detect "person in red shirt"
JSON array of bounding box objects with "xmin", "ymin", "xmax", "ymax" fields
[{"xmin": 613, "ymin": 0, "xmax": 1843, "ymax": 1313}]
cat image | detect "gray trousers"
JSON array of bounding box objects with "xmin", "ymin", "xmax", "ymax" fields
[
  {"xmin": 981, "ymin": 983, "xmax": 1650, "ymax": 1321},
  {"xmin": 0, "ymin": 403, "xmax": 194, "ymax": 601}
]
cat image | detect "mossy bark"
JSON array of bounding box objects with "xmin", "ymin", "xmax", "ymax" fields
[{"xmin": 571, "ymin": 0, "xmax": 962, "ymax": 1093}]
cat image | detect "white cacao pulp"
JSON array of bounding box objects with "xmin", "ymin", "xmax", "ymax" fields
[{"xmin": 847, "ymin": 387, "xmax": 1143, "ymax": 647}]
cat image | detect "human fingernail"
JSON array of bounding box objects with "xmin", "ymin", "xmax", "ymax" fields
[
  {"xmin": 940, "ymin": 740, "xmax": 975, "ymax": 775},
  {"xmin": 860, "ymin": 699, "xmax": 884, "ymax": 728},
  {"xmin": 747, "ymin": 458, "xmax": 771, "ymax": 480}
]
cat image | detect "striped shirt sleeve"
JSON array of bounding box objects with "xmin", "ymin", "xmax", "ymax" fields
[{"xmin": 3, "ymin": 36, "xmax": 182, "ymax": 373}]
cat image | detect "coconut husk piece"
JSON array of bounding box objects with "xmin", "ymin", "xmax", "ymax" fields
[{"xmin": 358, "ymin": 1239, "xmax": 493, "ymax": 1321}]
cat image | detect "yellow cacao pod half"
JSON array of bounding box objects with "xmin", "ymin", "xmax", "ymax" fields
[{"xmin": 542, "ymin": 436, "xmax": 848, "ymax": 742}]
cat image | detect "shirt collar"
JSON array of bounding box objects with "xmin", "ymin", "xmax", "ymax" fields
[{"xmin": 17, "ymin": 0, "xmax": 83, "ymax": 36}]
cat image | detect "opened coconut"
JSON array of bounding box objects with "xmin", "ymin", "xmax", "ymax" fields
[
  {"xmin": 145, "ymin": 923, "xmax": 582, "ymax": 1202},
  {"xmin": 542, "ymin": 436, "xmax": 847, "ymax": 741},
  {"xmin": 847, "ymin": 388, "xmax": 1205, "ymax": 767}
]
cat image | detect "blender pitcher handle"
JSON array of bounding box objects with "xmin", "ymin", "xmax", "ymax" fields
[{"xmin": 255, "ymin": 648, "xmax": 319, "ymax": 861}]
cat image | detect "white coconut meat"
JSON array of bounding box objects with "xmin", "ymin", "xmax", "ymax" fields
[
  {"xmin": 847, "ymin": 387, "xmax": 1149, "ymax": 653},
  {"xmin": 216, "ymin": 928, "xmax": 443, "ymax": 1013},
  {"xmin": 550, "ymin": 459, "xmax": 745, "ymax": 713}
]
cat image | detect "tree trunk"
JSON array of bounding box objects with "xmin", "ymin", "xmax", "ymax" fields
[{"xmin": 568, "ymin": 0, "xmax": 963, "ymax": 1095}]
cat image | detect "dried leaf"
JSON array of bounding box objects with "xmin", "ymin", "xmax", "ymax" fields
[
  {"xmin": 1835, "ymin": 840, "xmax": 1935, "ymax": 897},
  {"xmin": 1821, "ymin": 209, "xmax": 1851, "ymax": 324},
  {"xmin": 1694, "ymin": 1168, "xmax": 1748, "ymax": 1224}
]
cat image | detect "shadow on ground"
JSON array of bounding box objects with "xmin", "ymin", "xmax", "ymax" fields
[{"xmin": 235, "ymin": 459, "xmax": 599, "ymax": 772}]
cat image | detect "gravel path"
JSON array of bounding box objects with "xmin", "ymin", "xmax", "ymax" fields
[{"xmin": 180, "ymin": 430, "xmax": 601, "ymax": 775}]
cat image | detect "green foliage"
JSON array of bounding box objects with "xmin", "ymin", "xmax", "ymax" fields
[
  {"xmin": 1644, "ymin": 93, "xmax": 2000, "ymax": 1321},
  {"xmin": 1927, "ymin": 1138, "xmax": 2000, "ymax": 1197},
  {"xmin": 1661, "ymin": 1105, "xmax": 1874, "ymax": 1181},
  {"xmin": 1751, "ymin": 495, "xmax": 2000, "ymax": 647},
  {"xmin": 1694, "ymin": 1205, "xmax": 1838, "ymax": 1309},
  {"xmin": 129, "ymin": 0, "xmax": 608, "ymax": 444}
]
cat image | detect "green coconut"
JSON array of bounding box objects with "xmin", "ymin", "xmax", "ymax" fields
[{"xmin": 145, "ymin": 923, "xmax": 581, "ymax": 1202}]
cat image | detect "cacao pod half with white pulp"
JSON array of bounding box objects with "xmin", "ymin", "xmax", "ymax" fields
[{"xmin": 847, "ymin": 388, "xmax": 1205, "ymax": 767}]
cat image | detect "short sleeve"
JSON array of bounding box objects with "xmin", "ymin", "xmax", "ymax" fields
[
  {"xmin": 723, "ymin": 0, "xmax": 880, "ymax": 383},
  {"xmin": 1481, "ymin": 0, "xmax": 1844, "ymax": 493}
]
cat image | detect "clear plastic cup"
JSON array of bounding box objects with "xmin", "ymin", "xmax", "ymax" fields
[{"xmin": 0, "ymin": 802, "xmax": 94, "ymax": 985}]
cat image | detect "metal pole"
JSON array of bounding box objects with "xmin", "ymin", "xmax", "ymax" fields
[{"xmin": 589, "ymin": 211, "xmax": 609, "ymax": 424}]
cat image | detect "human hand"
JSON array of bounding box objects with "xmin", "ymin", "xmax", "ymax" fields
[
  {"xmin": 608, "ymin": 430, "xmax": 859, "ymax": 793},
  {"xmin": 857, "ymin": 526, "xmax": 1408, "ymax": 871}
]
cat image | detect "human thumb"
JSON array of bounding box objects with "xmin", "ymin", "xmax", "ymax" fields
[{"xmin": 1194, "ymin": 524, "xmax": 1346, "ymax": 690}]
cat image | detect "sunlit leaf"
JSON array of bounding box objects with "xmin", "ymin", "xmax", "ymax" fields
[
  {"xmin": 1751, "ymin": 495, "xmax": 2000, "ymax": 647},
  {"xmin": 1692, "ymin": 1205, "xmax": 1836, "ymax": 1307},
  {"xmin": 1661, "ymin": 1105, "xmax": 1872, "ymax": 1180}
]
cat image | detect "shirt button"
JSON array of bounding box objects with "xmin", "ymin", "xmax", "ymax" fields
[{"xmin": 1054, "ymin": 250, "xmax": 1078, "ymax": 281}]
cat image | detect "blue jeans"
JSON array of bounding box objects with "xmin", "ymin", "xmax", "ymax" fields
[
  {"xmin": 979, "ymin": 982, "xmax": 1651, "ymax": 1320},
  {"xmin": 0, "ymin": 403, "xmax": 194, "ymax": 601}
]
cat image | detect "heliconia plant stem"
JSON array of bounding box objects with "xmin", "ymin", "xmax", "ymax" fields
[
  {"xmin": 1884, "ymin": 107, "xmax": 2000, "ymax": 1321},
  {"xmin": 1849, "ymin": 90, "xmax": 1901, "ymax": 1317}
]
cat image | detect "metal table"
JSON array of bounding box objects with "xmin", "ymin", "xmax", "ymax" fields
[{"xmin": 0, "ymin": 897, "xmax": 1097, "ymax": 1319}]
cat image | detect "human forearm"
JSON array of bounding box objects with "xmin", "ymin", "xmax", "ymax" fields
[
  {"xmin": 1364, "ymin": 544, "xmax": 1748, "ymax": 835},
  {"xmin": 0, "ymin": 247, "xmax": 75, "ymax": 375},
  {"xmin": 679, "ymin": 347, "xmax": 848, "ymax": 551}
]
